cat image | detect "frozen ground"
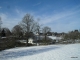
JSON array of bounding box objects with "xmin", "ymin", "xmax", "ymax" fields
[{"xmin": 0, "ymin": 43, "xmax": 80, "ymax": 60}]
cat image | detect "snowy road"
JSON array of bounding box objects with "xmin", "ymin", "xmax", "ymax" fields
[{"xmin": 0, "ymin": 44, "xmax": 80, "ymax": 60}]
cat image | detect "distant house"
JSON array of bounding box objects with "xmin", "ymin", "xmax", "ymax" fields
[
  {"xmin": 52, "ymin": 32, "xmax": 66, "ymax": 37},
  {"xmin": 74, "ymin": 30, "xmax": 79, "ymax": 32},
  {"xmin": 46, "ymin": 32, "xmax": 52, "ymax": 36},
  {"xmin": 39, "ymin": 33, "xmax": 44, "ymax": 36}
]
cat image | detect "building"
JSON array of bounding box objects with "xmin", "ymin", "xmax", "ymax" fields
[{"xmin": 28, "ymin": 38, "xmax": 34, "ymax": 44}]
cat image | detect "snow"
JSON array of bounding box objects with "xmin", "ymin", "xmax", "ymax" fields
[
  {"xmin": 48, "ymin": 36, "xmax": 57, "ymax": 40},
  {"xmin": 0, "ymin": 43, "xmax": 80, "ymax": 60},
  {"xmin": 48, "ymin": 36, "xmax": 62, "ymax": 40}
]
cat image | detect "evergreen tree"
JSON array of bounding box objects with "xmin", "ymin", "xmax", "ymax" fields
[{"xmin": 1, "ymin": 29, "xmax": 6, "ymax": 37}]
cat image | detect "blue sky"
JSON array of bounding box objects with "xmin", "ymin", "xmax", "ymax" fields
[{"xmin": 0, "ymin": 0, "xmax": 80, "ymax": 32}]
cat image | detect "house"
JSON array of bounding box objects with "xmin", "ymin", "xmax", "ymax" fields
[
  {"xmin": 28, "ymin": 38, "xmax": 34, "ymax": 44},
  {"xmin": 39, "ymin": 33, "xmax": 44, "ymax": 36},
  {"xmin": 52, "ymin": 32, "xmax": 66, "ymax": 37},
  {"xmin": 46, "ymin": 32, "xmax": 52, "ymax": 36}
]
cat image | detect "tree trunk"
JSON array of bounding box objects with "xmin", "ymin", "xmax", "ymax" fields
[
  {"xmin": 26, "ymin": 38, "xmax": 28, "ymax": 46},
  {"xmin": 45, "ymin": 34, "xmax": 46, "ymax": 44}
]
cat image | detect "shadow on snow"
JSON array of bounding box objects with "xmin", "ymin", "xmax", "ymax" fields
[{"xmin": 0, "ymin": 46, "xmax": 60, "ymax": 59}]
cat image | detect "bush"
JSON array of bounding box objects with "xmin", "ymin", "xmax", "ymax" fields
[
  {"xmin": 15, "ymin": 42, "xmax": 26, "ymax": 47},
  {"xmin": 0, "ymin": 37, "xmax": 16, "ymax": 51},
  {"xmin": 40, "ymin": 37, "xmax": 53, "ymax": 45}
]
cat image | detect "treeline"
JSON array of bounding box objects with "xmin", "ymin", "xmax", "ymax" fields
[
  {"xmin": 0, "ymin": 13, "xmax": 51, "ymax": 50},
  {"xmin": 0, "ymin": 13, "xmax": 80, "ymax": 50},
  {"xmin": 62, "ymin": 30, "xmax": 80, "ymax": 43}
]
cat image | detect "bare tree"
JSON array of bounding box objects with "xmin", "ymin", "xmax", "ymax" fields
[
  {"xmin": 42, "ymin": 26, "xmax": 51, "ymax": 44},
  {"xmin": 42, "ymin": 26, "xmax": 51, "ymax": 34},
  {"xmin": 20, "ymin": 14, "xmax": 37, "ymax": 46},
  {"xmin": 12, "ymin": 25, "xmax": 23, "ymax": 38},
  {"xmin": 35, "ymin": 19, "xmax": 43, "ymax": 41},
  {"xmin": 36, "ymin": 19, "xmax": 43, "ymax": 34}
]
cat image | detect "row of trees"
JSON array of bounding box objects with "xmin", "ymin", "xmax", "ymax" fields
[
  {"xmin": 63, "ymin": 30, "xmax": 80, "ymax": 43},
  {"xmin": 0, "ymin": 14, "xmax": 80, "ymax": 50},
  {"xmin": 0, "ymin": 14, "xmax": 51, "ymax": 46}
]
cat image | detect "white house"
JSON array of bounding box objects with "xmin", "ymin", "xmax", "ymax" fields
[{"xmin": 28, "ymin": 38, "xmax": 34, "ymax": 44}]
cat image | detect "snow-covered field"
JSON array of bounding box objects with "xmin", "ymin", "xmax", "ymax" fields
[{"xmin": 0, "ymin": 43, "xmax": 80, "ymax": 60}]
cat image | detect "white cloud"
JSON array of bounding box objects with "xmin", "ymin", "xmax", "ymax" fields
[
  {"xmin": 0, "ymin": 13, "xmax": 21, "ymax": 30},
  {"xmin": 15, "ymin": 8, "xmax": 27, "ymax": 18},
  {"xmin": 15, "ymin": 9, "xmax": 20, "ymax": 14},
  {"xmin": 49, "ymin": 21, "xmax": 80, "ymax": 33},
  {"xmin": 33, "ymin": 2, "xmax": 41, "ymax": 6},
  {"xmin": 0, "ymin": 6, "xmax": 2, "ymax": 9},
  {"xmin": 0, "ymin": 13, "xmax": 7, "ymax": 21},
  {"xmin": 0, "ymin": 5, "xmax": 80, "ymax": 32},
  {"xmin": 36, "ymin": 5, "xmax": 80, "ymax": 32},
  {"xmin": 0, "ymin": 9, "xmax": 36, "ymax": 30},
  {"xmin": 39, "ymin": 9, "xmax": 80, "ymax": 25}
]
